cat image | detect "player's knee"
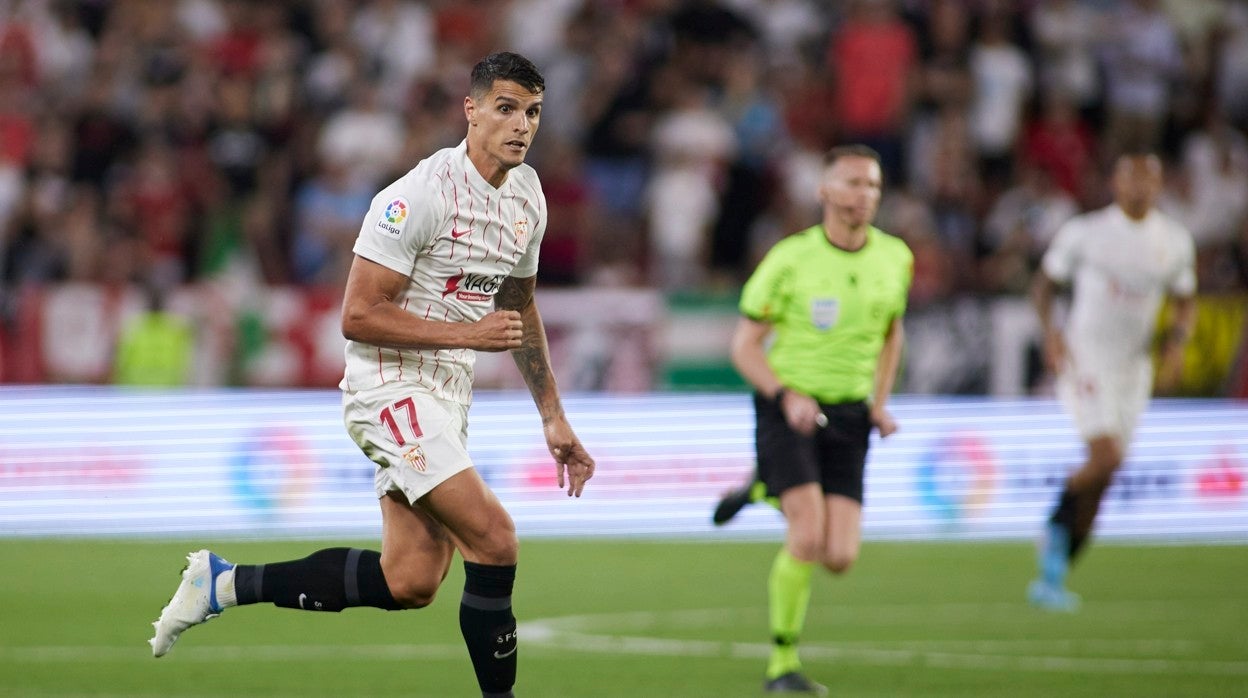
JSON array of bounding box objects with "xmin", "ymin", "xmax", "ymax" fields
[
  {"xmin": 387, "ymin": 575, "xmax": 442, "ymax": 609},
  {"xmin": 822, "ymin": 550, "xmax": 857, "ymax": 575},
  {"xmin": 381, "ymin": 553, "xmax": 449, "ymax": 609},
  {"xmin": 462, "ymin": 524, "xmax": 518, "ymax": 566},
  {"xmin": 480, "ymin": 529, "xmax": 519, "ymax": 566},
  {"xmin": 1088, "ymin": 439, "xmax": 1124, "ymax": 473},
  {"xmin": 787, "ymin": 528, "xmax": 824, "ymax": 562}
]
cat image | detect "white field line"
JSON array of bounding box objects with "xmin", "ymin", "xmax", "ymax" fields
[
  {"xmin": 517, "ymin": 605, "xmax": 1248, "ymax": 677},
  {"xmin": 5, "ymin": 604, "xmax": 1246, "ymax": 677},
  {"xmin": 1, "ymin": 643, "xmax": 466, "ymax": 663}
]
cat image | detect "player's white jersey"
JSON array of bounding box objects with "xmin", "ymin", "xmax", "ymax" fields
[
  {"xmin": 1042, "ymin": 204, "xmax": 1195, "ymax": 365},
  {"xmin": 341, "ymin": 140, "xmax": 546, "ymax": 404}
]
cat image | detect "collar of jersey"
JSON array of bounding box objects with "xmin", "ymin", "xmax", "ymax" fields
[{"xmin": 457, "ymin": 139, "xmax": 509, "ymax": 194}]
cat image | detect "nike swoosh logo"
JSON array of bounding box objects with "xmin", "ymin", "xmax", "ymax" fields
[
  {"xmin": 451, "ymin": 228, "xmax": 472, "ymax": 238},
  {"xmin": 493, "ymin": 646, "xmax": 517, "ymax": 659},
  {"xmin": 298, "ymin": 593, "xmax": 307, "ymax": 610}
]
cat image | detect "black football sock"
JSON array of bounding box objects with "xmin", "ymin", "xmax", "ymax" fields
[
  {"xmin": 1049, "ymin": 483, "xmax": 1077, "ymax": 531},
  {"xmin": 1069, "ymin": 526, "xmax": 1090, "ymax": 559},
  {"xmin": 233, "ymin": 548, "xmax": 403, "ymax": 611},
  {"xmin": 1048, "ymin": 486, "xmax": 1088, "ymax": 561},
  {"xmin": 459, "ymin": 561, "xmax": 518, "ymax": 698}
]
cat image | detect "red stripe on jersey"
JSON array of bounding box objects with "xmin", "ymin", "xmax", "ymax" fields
[
  {"xmin": 473, "ymin": 192, "xmax": 487, "ymax": 263},
  {"xmin": 495, "ymin": 187, "xmax": 505, "ymax": 262},
  {"xmin": 429, "ymin": 307, "xmax": 450, "ymax": 387},
  {"xmin": 510, "ymin": 192, "xmax": 524, "ymax": 264},
  {"xmin": 415, "ymin": 304, "xmax": 433, "ymax": 385},
  {"xmin": 450, "ymin": 173, "xmax": 462, "ymax": 259},
  {"xmin": 465, "ymin": 171, "xmax": 478, "ymax": 262},
  {"xmin": 376, "ymin": 347, "xmax": 385, "ymax": 383},
  {"xmin": 396, "ymin": 298, "xmax": 409, "ymax": 381}
]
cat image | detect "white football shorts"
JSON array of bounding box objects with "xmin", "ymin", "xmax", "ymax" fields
[
  {"xmin": 1056, "ymin": 352, "xmax": 1152, "ymax": 443},
  {"xmin": 342, "ymin": 382, "xmax": 474, "ymax": 503}
]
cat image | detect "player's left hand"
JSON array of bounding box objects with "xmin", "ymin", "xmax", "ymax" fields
[
  {"xmin": 870, "ymin": 406, "xmax": 898, "ymax": 438},
  {"xmin": 545, "ymin": 418, "xmax": 595, "ymax": 497}
]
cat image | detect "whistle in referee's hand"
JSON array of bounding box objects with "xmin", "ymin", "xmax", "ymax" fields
[{"xmin": 815, "ymin": 413, "xmax": 828, "ymax": 429}]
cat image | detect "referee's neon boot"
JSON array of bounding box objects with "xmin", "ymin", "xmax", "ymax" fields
[
  {"xmin": 1027, "ymin": 523, "xmax": 1081, "ymax": 612},
  {"xmin": 150, "ymin": 550, "xmax": 234, "ymax": 657}
]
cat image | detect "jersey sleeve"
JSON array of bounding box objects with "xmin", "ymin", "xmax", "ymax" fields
[
  {"xmin": 511, "ymin": 176, "xmax": 545, "ymax": 278},
  {"xmin": 895, "ymin": 242, "xmax": 914, "ymax": 317},
  {"xmin": 1040, "ymin": 216, "xmax": 1082, "ymax": 283},
  {"xmin": 352, "ymin": 176, "xmax": 441, "ymax": 276},
  {"xmin": 739, "ymin": 244, "xmax": 793, "ymax": 322},
  {"xmin": 1169, "ymin": 228, "xmax": 1197, "ymax": 297}
]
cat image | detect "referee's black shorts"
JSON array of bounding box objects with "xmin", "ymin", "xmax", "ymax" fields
[{"xmin": 753, "ymin": 392, "xmax": 871, "ymax": 503}]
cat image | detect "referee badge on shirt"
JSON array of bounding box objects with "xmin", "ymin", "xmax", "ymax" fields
[
  {"xmin": 810, "ymin": 298, "xmax": 839, "ymax": 330},
  {"xmin": 374, "ymin": 196, "xmax": 409, "ymax": 239}
]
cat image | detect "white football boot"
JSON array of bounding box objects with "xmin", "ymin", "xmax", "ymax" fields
[{"xmin": 150, "ymin": 549, "xmax": 234, "ymax": 657}]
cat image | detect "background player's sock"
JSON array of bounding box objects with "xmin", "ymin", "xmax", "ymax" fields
[
  {"xmin": 767, "ymin": 547, "xmax": 813, "ymax": 679},
  {"xmin": 1069, "ymin": 527, "xmax": 1089, "ymax": 560},
  {"xmin": 1040, "ymin": 485, "xmax": 1083, "ymax": 587},
  {"xmin": 1049, "ymin": 483, "xmax": 1078, "ymax": 533},
  {"xmin": 233, "ymin": 548, "xmax": 403, "ymax": 611},
  {"xmin": 460, "ymin": 561, "xmax": 518, "ymax": 697},
  {"xmin": 1049, "ymin": 482, "xmax": 1093, "ymax": 562}
]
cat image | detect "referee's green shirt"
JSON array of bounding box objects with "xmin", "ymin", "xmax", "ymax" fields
[{"xmin": 739, "ymin": 224, "xmax": 913, "ymax": 403}]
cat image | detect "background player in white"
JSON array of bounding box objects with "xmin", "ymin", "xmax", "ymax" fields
[
  {"xmin": 150, "ymin": 53, "xmax": 596, "ymax": 698},
  {"xmin": 1028, "ymin": 147, "xmax": 1195, "ymax": 611}
]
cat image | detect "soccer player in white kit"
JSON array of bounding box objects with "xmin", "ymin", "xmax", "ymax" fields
[
  {"xmin": 150, "ymin": 53, "xmax": 596, "ymax": 697},
  {"xmin": 1027, "ymin": 149, "xmax": 1195, "ymax": 611}
]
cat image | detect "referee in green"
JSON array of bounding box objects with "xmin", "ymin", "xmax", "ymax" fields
[{"xmin": 723, "ymin": 145, "xmax": 912, "ymax": 694}]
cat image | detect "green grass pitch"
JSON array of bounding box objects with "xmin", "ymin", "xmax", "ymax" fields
[{"xmin": 1, "ymin": 539, "xmax": 1245, "ymax": 697}]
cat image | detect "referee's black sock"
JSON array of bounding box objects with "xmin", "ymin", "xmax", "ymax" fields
[
  {"xmin": 460, "ymin": 561, "xmax": 518, "ymax": 698},
  {"xmin": 233, "ymin": 548, "xmax": 403, "ymax": 611}
]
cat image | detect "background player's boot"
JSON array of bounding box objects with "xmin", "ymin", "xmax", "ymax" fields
[
  {"xmin": 713, "ymin": 481, "xmax": 769, "ymax": 525},
  {"xmin": 1027, "ymin": 523, "xmax": 1081, "ymax": 612},
  {"xmin": 713, "ymin": 483, "xmax": 754, "ymax": 525},
  {"xmin": 150, "ymin": 550, "xmax": 234, "ymax": 657},
  {"xmin": 764, "ymin": 671, "xmax": 828, "ymax": 695},
  {"xmin": 1028, "ymin": 578, "xmax": 1081, "ymax": 612}
]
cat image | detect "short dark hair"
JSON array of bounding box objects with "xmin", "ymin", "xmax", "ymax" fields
[
  {"xmin": 823, "ymin": 144, "xmax": 881, "ymax": 167},
  {"xmin": 470, "ymin": 52, "xmax": 545, "ymax": 97}
]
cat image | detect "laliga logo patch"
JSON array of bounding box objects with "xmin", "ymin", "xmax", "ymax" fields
[
  {"xmin": 375, "ymin": 197, "xmax": 409, "ymax": 239},
  {"xmin": 403, "ymin": 443, "xmax": 428, "ymax": 472}
]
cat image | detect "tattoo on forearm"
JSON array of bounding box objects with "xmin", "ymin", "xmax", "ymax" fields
[
  {"xmin": 499, "ymin": 276, "xmax": 561, "ymax": 420},
  {"xmin": 512, "ymin": 324, "xmax": 555, "ymax": 417}
]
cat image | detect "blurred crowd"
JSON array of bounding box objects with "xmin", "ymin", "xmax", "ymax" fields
[{"xmin": 1, "ymin": 0, "xmax": 1247, "ymax": 305}]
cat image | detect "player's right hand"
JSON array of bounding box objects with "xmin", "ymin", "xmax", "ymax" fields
[{"xmin": 470, "ymin": 310, "xmax": 523, "ymax": 351}]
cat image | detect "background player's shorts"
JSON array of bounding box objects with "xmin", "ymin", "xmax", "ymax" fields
[
  {"xmin": 754, "ymin": 393, "xmax": 871, "ymax": 503},
  {"xmin": 1056, "ymin": 353, "xmax": 1152, "ymax": 443},
  {"xmin": 342, "ymin": 382, "xmax": 473, "ymax": 504}
]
